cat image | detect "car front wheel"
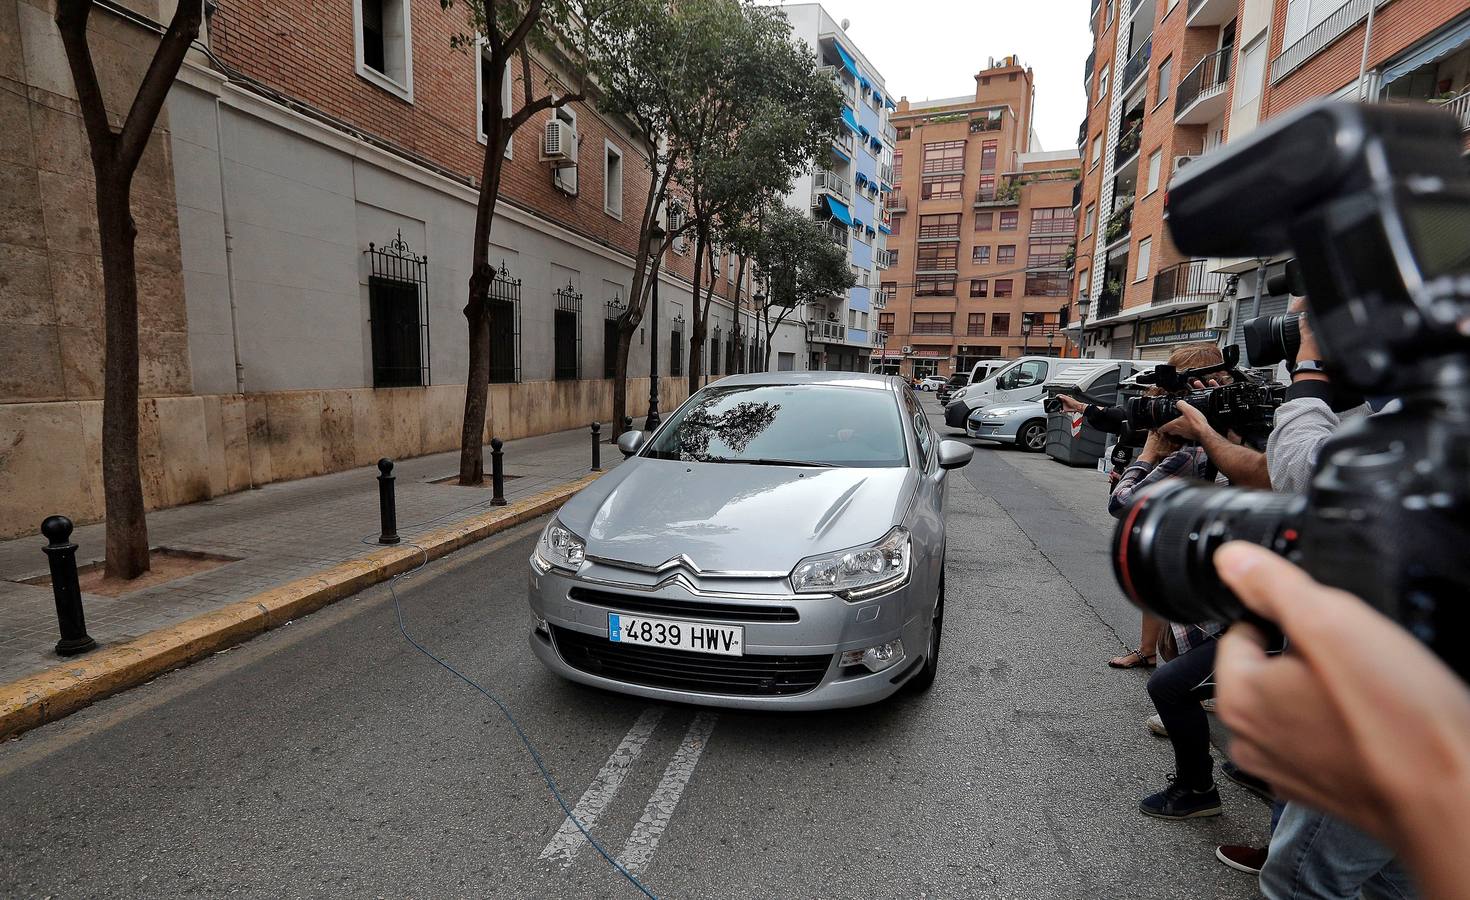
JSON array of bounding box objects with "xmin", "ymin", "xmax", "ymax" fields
[
  {"xmin": 1018, "ymin": 419, "xmax": 1047, "ymax": 452},
  {"xmin": 906, "ymin": 572, "xmax": 944, "ymax": 693}
]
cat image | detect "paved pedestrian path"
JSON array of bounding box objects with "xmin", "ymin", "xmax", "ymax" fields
[{"xmin": 0, "ymin": 422, "xmax": 631, "ymax": 686}]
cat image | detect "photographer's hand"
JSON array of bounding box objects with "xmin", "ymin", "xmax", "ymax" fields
[
  {"xmin": 1215, "ymin": 543, "xmax": 1470, "ymax": 899},
  {"xmin": 1162, "ymin": 402, "xmax": 1271, "ymax": 487},
  {"xmin": 1289, "ymin": 296, "xmax": 1327, "ymax": 381},
  {"xmin": 1057, "ymin": 394, "xmax": 1089, "ymax": 414}
]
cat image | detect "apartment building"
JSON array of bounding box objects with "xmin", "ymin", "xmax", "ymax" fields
[
  {"xmin": 1069, "ymin": 0, "xmax": 1468, "ymax": 361},
  {"xmin": 875, "ymin": 59, "xmax": 1080, "ymax": 381},
  {"xmin": 777, "ymin": 4, "xmax": 897, "ymax": 372},
  {"xmin": 0, "ymin": 0, "xmax": 807, "ymax": 537}
]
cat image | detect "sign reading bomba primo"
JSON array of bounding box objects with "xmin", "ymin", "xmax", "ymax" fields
[{"xmin": 1138, "ymin": 309, "xmax": 1218, "ymax": 346}]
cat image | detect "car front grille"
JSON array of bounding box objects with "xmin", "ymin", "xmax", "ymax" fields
[
  {"xmin": 551, "ymin": 626, "xmax": 830, "ymax": 696},
  {"xmin": 567, "ymin": 587, "xmax": 799, "ymax": 623}
]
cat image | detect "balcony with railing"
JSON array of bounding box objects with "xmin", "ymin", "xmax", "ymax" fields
[
  {"xmin": 1121, "ymin": 37, "xmax": 1152, "ymax": 96},
  {"xmin": 1176, "ymin": 47, "xmax": 1232, "ymax": 124},
  {"xmin": 873, "ymin": 290, "xmax": 890, "ymax": 309},
  {"xmin": 879, "ymin": 163, "xmax": 895, "ymax": 183},
  {"xmin": 871, "ymin": 330, "xmax": 887, "ymax": 347},
  {"xmin": 808, "ymin": 320, "xmax": 847, "ymax": 343},
  {"xmin": 1187, "ymin": 0, "xmax": 1235, "ymax": 26},
  {"xmin": 917, "ymin": 222, "xmax": 961, "ymax": 240},
  {"xmin": 1270, "ymin": 0, "xmax": 1388, "ymax": 85},
  {"xmin": 825, "ymin": 222, "xmax": 850, "ymax": 249},
  {"xmin": 1095, "ymin": 285, "xmax": 1123, "ymax": 319},
  {"xmin": 1431, "ymin": 88, "xmax": 1470, "ymax": 133},
  {"xmin": 819, "ymin": 65, "xmax": 858, "ymax": 105},
  {"xmin": 974, "ymin": 177, "xmax": 1021, "ymax": 207},
  {"xmin": 1114, "ymin": 118, "xmax": 1143, "ymax": 170},
  {"xmin": 875, "ymin": 248, "xmax": 896, "ymax": 270},
  {"xmin": 812, "ymin": 169, "xmax": 852, "ymax": 204},
  {"xmin": 1152, "ymin": 259, "xmax": 1229, "ymax": 304},
  {"xmin": 1084, "ymin": 49, "xmax": 1096, "ymax": 86},
  {"xmin": 882, "ymin": 122, "xmax": 898, "ymax": 143},
  {"xmin": 833, "ymin": 129, "xmax": 855, "ymax": 156},
  {"xmin": 1103, "ymin": 200, "xmax": 1133, "ymax": 246},
  {"xmin": 885, "ymin": 193, "xmax": 908, "ymax": 213}
]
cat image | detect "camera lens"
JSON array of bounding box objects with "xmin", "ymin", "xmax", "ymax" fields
[
  {"xmin": 1243, "ymin": 313, "xmax": 1302, "ymax": 367},
  {"xmin": 1112, "ymin": 480, "xmax": 1305, "ymax": 625},
  {"xmin": 1124, "ymin": 395, "xmax": 1181, "ymax": 431}
]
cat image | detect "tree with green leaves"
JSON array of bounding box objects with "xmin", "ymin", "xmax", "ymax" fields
[
  {"xmin": 441, "ymin": 0, "xmax": 619, "ymax": 484},
  {"xmin": 56, "ymin": 0, "xmax": 204, "ymax": 579},
  {"xmin": 753, "ymin": 205, "xmax": 855, "ymax": 370}
]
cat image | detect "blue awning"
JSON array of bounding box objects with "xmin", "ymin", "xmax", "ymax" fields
[
  {"xmin": 858, "ymin": 124, "xmax": 869, "ymax": 137},
  {"xmin": 851, "ymin": 217, "xmax": 864, "ymax": 230},
  {"xmin": 824, "ymin": 196, "xmax": 853, "ymax": 225},
  {"xmin": 840, "ymin": 106, "xmax": 859, "ymax": 133},
  {"xmin": 885, "ymin": 96, "xmax": 898, "ymax": 111},
  {"xmin": 879, "ymin": 223, "xmax": 892, "ymax": 235},
  {"xmin": 832, "ymin": 41, "xmax": 861, "ymax": 80},
  {"xmin": 855, "ymin": 172, "xmax": 868, "ymax": 185},
  {"xmin": 859, "ymin": 76, "xmax": 871, "ymax": 90},
  {"xmin": 829, "ymin": 142, "xmax": 851, "ymax": 162}
]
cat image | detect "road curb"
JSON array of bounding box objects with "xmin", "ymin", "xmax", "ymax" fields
[{"xmin": 0, "ymin": 474, "xmax": 599, "ymax": 742}]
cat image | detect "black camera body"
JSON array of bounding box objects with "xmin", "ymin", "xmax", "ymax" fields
[
  {"xmin": 1124, "ymin": 380, "xmax": 1286, "ymax": 438},
  {"xmin": 1111, "ymin": 100, "xmax": 1470, "ymax": 678}
]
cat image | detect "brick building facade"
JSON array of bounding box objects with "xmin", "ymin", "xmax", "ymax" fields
[{"xmin": 875, "ymin": 59, "xmax": 1080, "ymax": 380}]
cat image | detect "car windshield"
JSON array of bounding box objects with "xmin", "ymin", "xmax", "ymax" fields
[{"xmin": 643, "ymin": 384, "xmax": 909, "ymax": 468}]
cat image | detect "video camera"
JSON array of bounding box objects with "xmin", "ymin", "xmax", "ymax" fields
[
  {"xmin": 1242, "ymin": 261, "xmax": 1308, "ymax": 367},
  {"xmin": 1110, "ymin": 100, "xmax": 1470, "ymax": 679},
  {"xmin": 1123, "ymin": 345, "xmax": 1285, "ymax": 438}
]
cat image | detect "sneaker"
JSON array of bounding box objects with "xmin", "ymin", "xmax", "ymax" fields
[
  {"xmin": 1221, "ymin": 760, "xmax": 1274, "ymax": 802},
  {"xmin": 1140, "ymin": 776, "xmax": 1223, "ymax": 820},
  {"xmin": 1147, "ymin": 713, "xmax": 1169, "ymax": 737},
  {"xmin": 1216, "ymin": 844, "xmax": 1268, "ymax": 874}
]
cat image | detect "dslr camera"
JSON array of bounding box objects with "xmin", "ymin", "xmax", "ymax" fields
[
  {"xmin": 1242, "ymin": 261, "xmax": 1309, "ymax": 367},
  {"xmin": 1111, "ymin": 100, "xmax": 1470, "ymax": 678},
  {"xmin": 1124, "ymin": 345, "xmax": 1285, "ymax": 441}
]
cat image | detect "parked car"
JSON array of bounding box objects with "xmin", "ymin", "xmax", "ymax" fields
[
  {"xmin": 936, "ymin": 372, "xmax": 969, "ymax": 404},
  {"xmin": 918, "ymin": 376, "xmax": 947, "ymax": 391},
  {"xmin": 527, "ymin": 372, "xmax": 974, "ymax": 709},
  {"xmin": 944, "ymin": 356, "xmax": 1073, "ymax": 431},
  {"xmin": 966, "ymin": 400, "xmax": 1049, "ymax": 452}
]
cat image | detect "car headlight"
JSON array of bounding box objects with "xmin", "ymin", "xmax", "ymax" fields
[
  {"xmin": 790, "ymin": 527, "xmax": 910, "ymax": 600},
  {"xmin": 533, "ymin": 517, "xmax": 586, "ymax": 573}
]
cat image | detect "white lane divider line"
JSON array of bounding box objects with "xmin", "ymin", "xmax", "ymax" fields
[
  {"xmin": 617, "ymin": 711, "xmax": 720, "ymax": 876},
  {"xmin": 539, "ymin": 706, "xmax": 667, "ymax": 867}
]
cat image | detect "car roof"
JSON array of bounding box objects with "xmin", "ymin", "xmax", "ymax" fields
[{"xmin": 708, "ymin": 372, "xmax": 903, "ymax": 391}]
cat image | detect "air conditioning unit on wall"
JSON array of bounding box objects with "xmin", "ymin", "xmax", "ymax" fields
[
  {"xmin": 543, "ymin": 119, "xmax": 578, "ymax": 167},
  {"xmin": 1205, "ymin": 301, "xmax": 1230, "ymax": 330},
  {"xmin": 1173, "ymin": 154, "xmax": 1200, "ymax": 172}
]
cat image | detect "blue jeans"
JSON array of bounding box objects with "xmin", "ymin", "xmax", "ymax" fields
[{"xmin": 1261, "ymin": 802, "xmax": 1417, "ymax": 899}]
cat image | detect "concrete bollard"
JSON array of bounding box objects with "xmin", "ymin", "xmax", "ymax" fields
[
  {"xmin": 41, "ymin": 516, "xmax": 97, "ymax": 657},
  {"xmin": 490, "ymin": 438, "xmax": 507, "ymax": 507},
  {"xmin": 377, "ymin": 458, "xmax": 400, "ymax": 545}
]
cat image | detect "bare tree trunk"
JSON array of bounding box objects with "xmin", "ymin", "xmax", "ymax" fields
[
  {"xmin": 97, "ymin": 184, "xmax": 149, "ymax": 578},
  {"xmin": 686, "ymin": 226, "xmax": 707, "ymax": 395},
  {"xmin": 458, "ymin": 116, "xmax": 508, "ymax": 485}
]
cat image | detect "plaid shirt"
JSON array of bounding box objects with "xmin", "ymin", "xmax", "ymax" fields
[{"xmin": 1109, "ymin": 446, "xmax": 1225, "ymax": 652}]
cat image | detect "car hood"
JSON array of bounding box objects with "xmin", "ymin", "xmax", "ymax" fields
[{"xmin": 556, "ymin": 458, "xmax": 917, "ymax": 574}]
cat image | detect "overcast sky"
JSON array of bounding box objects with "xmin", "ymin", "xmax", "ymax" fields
[{"xmin": 768, "ymin": 0, "xmax": 1094, "ymax": 152}]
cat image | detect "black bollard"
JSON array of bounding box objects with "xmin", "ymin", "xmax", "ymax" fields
[
  {"xmin": 377, "ymin": 458, "xmax": 400, "ymax": 544},
  {"xmin": 622, "ymin": 415, "xmax": 634, "ymax": 434},
  {"xmin": 490, "ymin": 438, "xmax": 507, "ymax": 506},
  {"xmin": 41, "ymin": 516, "xmax": 96, "ymax": 657},
  {"xmin": 591, "ymin": 422, "xmax": 602, "ymax": 472}
]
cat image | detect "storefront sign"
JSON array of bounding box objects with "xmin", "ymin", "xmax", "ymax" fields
[{"xmin": 1137, "ymin": 309, "xmax": 1218, "ymax": 346}]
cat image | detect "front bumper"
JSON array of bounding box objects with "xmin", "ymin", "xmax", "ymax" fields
[
  {"xmin": 526, "ymin": 564, "xmax": 929, "ymax": 710},
  {"xmin": 965, "ymin": 419, "xmax": 1018, "ymax": 444},
  {"xmin": 944, "ymin": 402, "xmax": 974, "ymax": 429}
]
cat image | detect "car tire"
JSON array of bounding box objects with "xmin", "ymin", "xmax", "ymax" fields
[
  {"xmin": 1018, "ymin": 419, "xmax": 1047, "ymax": 453},
  {"xmin": 906, "ymin": 571, "xmax": 944, "ymax": 693}
]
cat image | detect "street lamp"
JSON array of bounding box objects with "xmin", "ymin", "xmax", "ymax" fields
[
  {"xmin": 1020, "ymin": 313, "xmax": 1034, "ymax": 357},
  {"xmin": 1075, "ymin": 291, "xmax": 1091, "ymax": 359},
  {"xmin": 645, "ymin": 219, "xmax": 666, "ymax": 431},
  {"xmin": 752, "ymin": 290, "xmax": 766, "ymax": 372}
]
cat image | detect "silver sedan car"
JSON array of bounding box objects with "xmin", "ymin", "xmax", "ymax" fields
[
  {"xmin": 527, "ymin": 372, "xmax": 973, "ymax": 709},
  {"xmin": 964, "ymin": 400, "xmax": 1051, "ymax": 452}
]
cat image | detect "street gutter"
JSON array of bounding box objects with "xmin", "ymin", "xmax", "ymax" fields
[{"xmin": 0, "ymin": 475, "xmax": 598, "ymax": 742}]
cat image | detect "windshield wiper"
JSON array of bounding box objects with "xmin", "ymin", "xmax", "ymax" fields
[{"xmin": 742, "ymin": 458, "xmax": 836, "ymax": 468}]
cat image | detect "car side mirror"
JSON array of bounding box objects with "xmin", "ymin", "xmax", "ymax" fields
[
  {"xmin": 617, "ymin": 430, "xmax": 646, "ymax": 458},
  {"xmin": 937, "ymin": 440, "xmax": 973, "ymax": 471}
]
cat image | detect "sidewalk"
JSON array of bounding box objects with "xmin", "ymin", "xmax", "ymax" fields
[{"xmin": 0, "ymin": 422, "xmax": 628, "ymax": 687}]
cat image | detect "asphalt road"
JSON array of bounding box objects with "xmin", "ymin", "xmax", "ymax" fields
[{"xmin": 0, "ymin": 398, "xmax": 1270, "ymax": 899}]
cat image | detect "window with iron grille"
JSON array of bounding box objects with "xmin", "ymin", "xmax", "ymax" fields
[
  {"xmin": 970, "ymin": 279, "xmax": 988, "ymax": 297},
  {"xmin": 998, "ymin": 244, "xmax": 1016, "ymax": 263},
  {"xmin": 980, "ymin": 140, "xmax": 997, "ymax": 172},
  {"xmin": 999, "ymin": 211, "xmax": 1018, "ymax": 231},
  {"xmin": 967, "ymin": 312, "xmax": 985, "ymax": 335},
  {"xmin": 671, "ymin": 324, "xmax": 684, "ymax": 377},
  {"xmin": 922, "ymin": 140, "xmax": 966, "ymax": 173},
  {"xmin": 1024, "ymin": 274, "xmax": 1072, "ymax": 297},
  {"xmin": 482, "ymin": 264, "xmax": 521, "ymax": 383},
  {"xmin": 991, "ymin": 312, "xmax": 1011, "ymax": 336},
  {"xmin": 917, "ymin": 242, "xmax": 958, "ymax": 271},
  {"xmin": 918, "ymin": 213, "xmax": 960, "ymax": 239},
  {"xmin": 554, "ymin": 283, "xmax": 582, "ymax": 380},
  {"xmin": 603, "ymin": 292, "xmax": 626, "ymax": 379},
  {"xmin": 973, "ymin": 245, "xmax": 990, "ymax": 264},
  {"xmin": 974, "ymin": 212, "xmax": 994, "ymax": 232},
  {"xmin": 994, "ymin": 278, "xmax": 1014, "ymax": 298},
  {"xmin": 915, "ymin": 275, "xmax": 956, "ymax": 296},
  {"xmin": 711, "ymin": 328, "xmax": 721, "ymax": 377},
  {"xmin": 921, "ymin": 173, "xmax": 963, "ymax": 200},
  {"xmin": 365, "ymin": 231, "xmax": 429, "ymax": 388},
  {"xmin": 912, "ymin": 312, "xmax": 953, "ymax": 335}
]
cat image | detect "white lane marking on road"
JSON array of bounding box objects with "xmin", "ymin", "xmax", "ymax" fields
[
  {"xmin": 618, "ymin": 711, "xmax": 720, "ymax": 876},
  {"xmin": 540, "ymin": 706, "xmax": 666, "ymax": 866}
]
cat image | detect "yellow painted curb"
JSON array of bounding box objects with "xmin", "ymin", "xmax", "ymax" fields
[{"xmin": 0, "ymin": 473, "xmax": 600, "ymax": 742}]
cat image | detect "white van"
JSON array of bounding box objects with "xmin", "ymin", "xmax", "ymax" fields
[{"xmin": 943, "ymin": 356, "xmax": 1079, "ymax": 430}]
